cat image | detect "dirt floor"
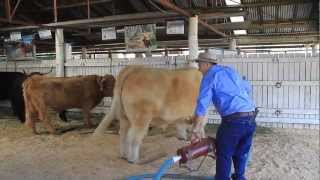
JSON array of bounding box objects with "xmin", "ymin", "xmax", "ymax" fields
[{"xmin": 0, "ymin": 111, "xmax": 319, "ymax": 180}]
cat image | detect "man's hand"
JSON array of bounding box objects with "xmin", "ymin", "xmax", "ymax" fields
[{"xmin": 190, "ymin": 116, "xmax": 207, "ymax": 143}]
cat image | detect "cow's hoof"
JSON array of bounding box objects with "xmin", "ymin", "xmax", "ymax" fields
[
  {"xmin": 120, "ymin": 156, "xmax": 127, "ymax": 160},
  {"xmin": 127, "ymin": 157, "xmax": 138, "ymax": 164},
  {"xmin": 51, "ymin": 130, "xmax": 62, "ymax": 135},
  {"xmin": 177, "ymin": 136, "xmax": 187, "ymax": 141},
  {"xmin": 120, "ymin": 152, "xmax": 127, "ymax": 159},
  {"xmin": 127, "ymin": 160, "xmax": 138, "ymax": 164}
]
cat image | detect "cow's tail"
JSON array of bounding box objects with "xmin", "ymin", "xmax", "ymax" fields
[
  {"xmin": 22, "ymin": 79, "xmax": 31, "ymax": 126},
  {"xmin": 93, "ymin": 66, "xmax": 140, "ymax": 137},
  {"xmin": 92, "ymin": 95, "xmax": 119, "ymax": 137}
]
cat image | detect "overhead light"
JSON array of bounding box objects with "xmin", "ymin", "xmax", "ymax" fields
[
  {"xmin": 230, "ymin": 16, "xmax": 244, "ymax": 22},
  {"xmin": 225, "ymin": 0, "xmax": 240, "ymax": 6},
  {"xmin": 233, "ymin": 30, "xmax": 247, "ymax": 35}
]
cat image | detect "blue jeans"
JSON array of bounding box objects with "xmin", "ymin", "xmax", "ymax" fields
[
  {"xmin": 215, "ymin": 116, "xmax": 256, "ymax": 180},
  {"xmin": 230, "ymin": 142, "xmax": 253, "ymax": 176}
]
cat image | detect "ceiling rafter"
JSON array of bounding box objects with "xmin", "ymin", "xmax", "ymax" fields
[{"xmin": 43, "ymin": 0, "xmax": 112, "ymax": 10}]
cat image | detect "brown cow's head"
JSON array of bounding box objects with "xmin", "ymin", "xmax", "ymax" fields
[{"xmin": 97, "ymin": 75, "xmax": 116, "ymax": 97}]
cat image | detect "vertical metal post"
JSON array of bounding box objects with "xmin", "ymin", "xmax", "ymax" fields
[
  {"xmin": 53, "ymin": 0, "xmax": 58, "ymax": 22},
  {"xmin": 64, "ymin": 43, "xmax": 72, "ymax": 61},
  {"xmin": 32, "ymin": 44, "xmax": 36, "ymax": 59},
  {"xmin": 81, "ymin": 47, "xmax": 87, "ymax": 59},
  {"xmin": 188, "ymin": 15, "xmax": 198, "ymax": 61},
  {"xmin": 188, "ymin": 15, "xmax": 199, "ymax": 68},
  {"xmin": 5, "ymin": 0, "xmax": 11, "ymax": 21},
  {"xmin": 87, "ymin": 0, "xmax": 91, "ymax": 19},
  {"xmin": 305, "ymin": 44, "xmax": 310, "ymax": 57},
  {"xmin": 145, "ymin": 50, "xmax": 152, "ymax": 57},
  {"xmin": 165, "ymin": 48, "xmax": 169, "ymax": 56},
  {"xmin": 55, "ymin": 28, "xmax": 64, "ymax": 77},
  {"xmin": 135, "ymin": 53, "xmax": 143, "ymax": 58},
  {"xmin": 10, "ymin": 0, "xmax": 22, "ymax": 20},
  {"xmin": 87, "ymin": 0, "xmax": 91, "ymax": 33},
  {"xmin": 229, "ymin": 38, "xmax": 237, "ymax": 51},
  {"xmin": 311, "ymin": 43, "xmax": 318, "ymax": 56},
  {"xmin": 108, "ymin": 50, "xmax": 112, "ymax": 59}
]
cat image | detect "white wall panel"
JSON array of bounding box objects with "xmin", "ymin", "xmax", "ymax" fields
[{"xmin": 305, "ymin": 61, "xmax": 312, "ymax": 81}]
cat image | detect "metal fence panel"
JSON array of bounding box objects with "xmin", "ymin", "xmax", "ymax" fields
[{"xmin": 0, "ymin": 54, "xmax": 319, "ymax": 128}]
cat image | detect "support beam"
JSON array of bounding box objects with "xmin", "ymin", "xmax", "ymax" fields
[
  {"xmin": 0, "ymin": 12, "xmax": 180, "ymax": 31},
  {"xmin": 199, "ymin": 11, "xmax": 247, "ymax": 19},
  {"xmin": 33, "ymin": 1, "xmax": 45, "ymax": 8},
  {"xmin": 234, "ymin": 0, "xmax": 313, "ymax": 8},
  {"xmin": 0, "ymin": 10, "xmax": 250, "ymax": 32},
  {"xmin": 188, "ymin": 16, "xmax": 199, "ymax": 61},
  {"xmin": 55, "ymin": 28, "xmax": 65, "ymax": 77},
  {"xmin": 10, "ymin": 0, "xmax": 22, "ymax": 21},
  {"xmin": 4, "ymin": 0, "xmax": 11, "ymax": 21},
  {"xmin": 157, "ymin": 33, "xmax": 319, "ymax": 47},
  {"xmin": 0, "ymin": 17, "xmax": 34, "ymax": 26},
  {"xmin": 312, "ymin": 43, "xmax": 320, "ymax": 56},
  {"xmin": 211, "ymin": 20, "xmax": 317, "ymax": 30},
  {"xmin": 87, "ymin": 0, "xmax": 91, "ymax": 19},
  {"xmin": 81, "ymin": 47, "xmax": 88, "ymax": 59},
  {"xmin": 87, "ymin": 0, "xmax": 91, "ymax": 33},
  {"xmin": 229, "ymin": 39, "xmax": 237, "ymax": 50},
  {"xmin": 53, "ymin": 0, "xmax": 58, "ymax": 22},
  {"xmin": 236, "ymin": 34, "xmax": 319, "ymax": 45},
  {"xmin": 44, "ymin": 0, "xmax": 112, "ymax": 10},
  {"xmin": 129, "ymin": 0, "xmax": 149, "ymax": 12}
]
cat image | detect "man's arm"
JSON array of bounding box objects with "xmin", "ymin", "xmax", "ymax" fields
[
  {"xmin": 194, "ymin": 75, "xmax": 213, "ymax": 118},
  {"xmin": 192, "ymin": 75, "xmax": 214, "ymax": 141}
]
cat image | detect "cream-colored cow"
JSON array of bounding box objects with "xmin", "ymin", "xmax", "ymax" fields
[{"xmin": 93, "ymin": 66, "xmax": 203, "ymax": 163}]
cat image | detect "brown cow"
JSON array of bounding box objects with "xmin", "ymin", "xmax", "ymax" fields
[
  {"xmin": 23, "ymin": 74, "xmax": 115, "ymax": 134},
  {"xmin": 93, "ymin": 66, "xmax": 204, "ymax": 163}
]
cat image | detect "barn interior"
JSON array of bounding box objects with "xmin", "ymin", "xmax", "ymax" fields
[{"xmin": 0, "ymin": 0, "xmax": 319, "ymax": 56}]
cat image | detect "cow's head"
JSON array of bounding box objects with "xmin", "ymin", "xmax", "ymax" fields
[{"xmin": 97, "ymin": 75, "xmax": 116, "ymax": 97}]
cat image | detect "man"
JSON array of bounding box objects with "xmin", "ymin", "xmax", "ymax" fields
[{"xmin": 191, "ymin": 52, "xmax": 256, "ymax": 180}]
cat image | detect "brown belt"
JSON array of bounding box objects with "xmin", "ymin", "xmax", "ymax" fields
[{"xmin": 222, "ymin": 111, "xmax": 255, "ymax": 121}]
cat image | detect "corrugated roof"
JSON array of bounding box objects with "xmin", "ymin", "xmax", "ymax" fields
[
  {"xmin": 242, "ymin": 0, "xmax": 316, "ymax": 35},
  {"xmin": 192, "ymin": 0, "xmax": 207, "ymax": 8},
  {"xmin": 174, "ymin": 0, "xmax": 190, "ymax": 8}
]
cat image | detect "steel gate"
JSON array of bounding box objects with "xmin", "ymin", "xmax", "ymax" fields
[{"xmin": 208, "ymin": 54, "xmax": 319, "ymax": 129}]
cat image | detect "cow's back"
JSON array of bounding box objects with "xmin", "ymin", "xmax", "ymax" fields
[
  {"xmin": 118, "ymin": 66, "xmax": 202, "ymax": 124},
  {"xmin": 24, "ymin": 75, "xmax": 103, "ymax": 111}
]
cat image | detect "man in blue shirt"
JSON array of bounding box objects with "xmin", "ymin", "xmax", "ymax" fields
[{"xmin": 191, "ymin": 52, "xmax": 256, "ymax": 180}]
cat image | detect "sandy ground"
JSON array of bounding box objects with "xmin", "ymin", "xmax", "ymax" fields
[{"xmin": 0, "ymin": 112, "xmax": 319, "ymax": 180}]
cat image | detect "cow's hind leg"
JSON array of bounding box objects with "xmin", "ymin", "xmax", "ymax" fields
[
  {"xmin": 119, "ymin": 117, "xmax": 130, "ymax": 160},
  {"xmin": 59, "ymin": 110, "xmax": 68, "ymax": 122},
  {"xmin": 126, "ymin": 115, "xmax": 151, "ymax": 164},
  {"xmin": 82, "ymin": 108, "xmax": 93, "ymax": 128},
  {"xmin": 25, "ymin": 102, "xmax": 38, "ymax": 134},
  {"xmin": 38, "ymin": 104, "xmax": 56, "ymax": 134}
]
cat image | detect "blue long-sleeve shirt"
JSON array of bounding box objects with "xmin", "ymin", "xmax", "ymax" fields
[{"xmin": 195, "ymin": 65, "xmax": 255, "ymax": 117}]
